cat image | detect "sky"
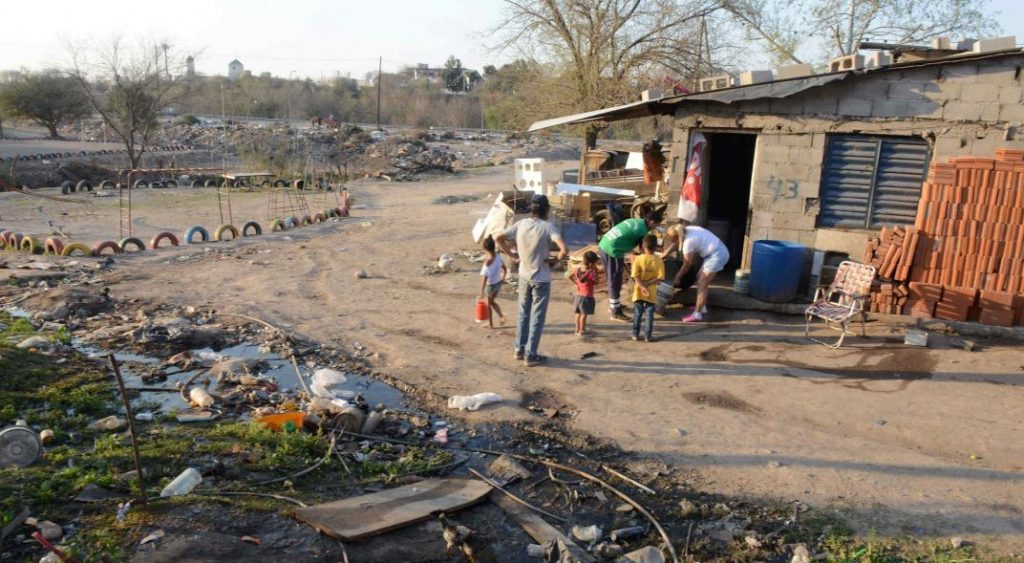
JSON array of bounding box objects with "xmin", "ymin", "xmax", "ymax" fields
[{"xmin": 1, "ymin": 0, "xmax": 1023, "ymax": 80}]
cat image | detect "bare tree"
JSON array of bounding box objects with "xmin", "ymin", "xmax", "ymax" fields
[
  {"xmin": 490, "ymin": 0, "xmax": 723, "ymax": 143},
  {"xmin": 721, "ymin": 0, "xmax": 1000, "ymax": 65},
  {"xmin": 67, "ymin": 38, "xmax": 186, "ymax": 169},
  {"xmin": 0, "ymin": 70, "xmax": 91, "ymax": 139}
]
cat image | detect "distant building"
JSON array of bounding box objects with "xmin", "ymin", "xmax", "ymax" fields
[
  {"xmin": 228, "ymin": 59, "xmax": 244, "ymax": 80},
  {"xmin": 185, "ymin": 55, "xmax": 195, "ymax": 77},
  {"xmin": 411, "ymin": 63, "xmax": 444, "ymax": 83},
  {"xmin": 259, "ymin": 71, "xmax": 271, "ymax": 79}
]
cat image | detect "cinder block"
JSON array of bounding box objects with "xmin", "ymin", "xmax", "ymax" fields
[
  {"xmin": 829, "ymin": 54, "xmax": 865, "ymax": 73},
  {"xmin": 738, "ymin": 70, "xmax": 774, "ymax": 85},
  {"xmin": 973, "ymin": 36, "xmax": 1017, "ymax": 53},
  {"xmin": 961, "ymin": 85, "xmax": 1000, "ymax": 103},
  {"xmin": 802, "ymin": 97, "xmax": 839, "ymax": 115},
  {"xmin": 699, "ymin": 73, "xmax": 736, "ymax": 92},
  {"xmin": 939, "ymin": 65, "xmax": 978, "ymax": 83},
  {"xmin": 838, "ymin": 97, "xmax": 872, "ymax": 116},
  {"xmin": 864, "ymin": 51, "xmax": 892, "ymax": 69},
  {"xmin": 943, "ymin": 102, "xmax": 984, "ymax": 121},
  {"xmin": 932, "ymin": 37, "xmax": 952, "ymax": 50},
  {"xmin": 775, "ymin": 63, "xmax": 814, "ymax": 80},
  {"xmin": 998, "ymin": 103, "xmax": 1024, "ymax": 122}
]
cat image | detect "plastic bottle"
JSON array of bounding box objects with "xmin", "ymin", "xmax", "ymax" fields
[
  {"xmin": 160, "ymin": 467, "xmax": 202, "ymax": 497},
  {"xmin": 446, "ymin": 392, "xmax": 502, "ymax": 411}
]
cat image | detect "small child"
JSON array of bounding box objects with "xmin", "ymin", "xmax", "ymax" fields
[
  {"xmin": 479, "ymin": 235, "xmax": 507, "ymax": 328},
  {"xmin": 630, "ymin": 234, "xmax": 665, "ymax": 342},
  {"xmin": 569, "ymin": 251, "xmax": 598, "ymax": 336}
]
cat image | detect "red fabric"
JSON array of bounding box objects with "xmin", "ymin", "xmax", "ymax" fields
[{"xmin": 682, "ymin": 142, "xmax": 704, "ymax": 207}]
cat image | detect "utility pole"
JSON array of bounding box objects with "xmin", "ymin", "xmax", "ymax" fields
[{"xmin": 376, "ymin": 56, "xmax": 382, "ymax": 130}]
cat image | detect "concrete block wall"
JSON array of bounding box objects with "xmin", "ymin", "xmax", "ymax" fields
[{"xmin": 669, "ymin": 53, "xmax": 1024, "ymax": 269}]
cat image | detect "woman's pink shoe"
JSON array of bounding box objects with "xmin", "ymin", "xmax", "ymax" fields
[{"xmin": 682, "ymin": 311, "xmax": 704, "ymax": 323}]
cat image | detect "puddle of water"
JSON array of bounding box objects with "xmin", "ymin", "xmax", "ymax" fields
[
  {"xmin": 4, "ymin": 307, "xmax": 31, "ymax": 319},
  {"xmin": 77, "ymin": 340, "xmax": 405, "ymax": 415}
]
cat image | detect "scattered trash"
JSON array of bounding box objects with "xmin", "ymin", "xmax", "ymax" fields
[
  {"xmin": 292, "ymin": 478, "xmax": 492, "ymax": 540},
  {"xmin": 176, "ymin": 411, "xmax": 217, "ymax": 423},
  {"xmin": 188, "ymin": 387, "xmax": 215, "ymax": 408},
  {"xmin": 354, "ymin": 270, "xmax": 369, "ymax": 279},
  {"xmin": 616, "ymin": 503, "xmax": 635, "ymax": 513},
  {"xmin": 746, "ymin": 535, "xmax": 763, "ymax": 548},
  {"xmin": 904, "ymin": 329, "xmax": 929, "ymax": 347},
  {"xmin": 31, "ymin": 520, "xmax": 63, "ymax": 541},
  {"xmin": 790, "ymin": 544, "xmax": 811, "ymax": 563},
  {"xmin": 957, "ymin": 339, "xmax": 977, "ymax": 352},
  {"xmin": 875, "ymin": 419, "xmax": 887, "ymax": 427},
  {"xmin": 116, "ymin": 501, "xmax": 132, "ymax": 522},
  {"xmin": 135, "ymin": 412, "xmax": 154, "ymax": 422},
  {"xmin": 622, "ymin": 545, "xmax": 666, "ymax": 563},
  {"xmin": 678, "ymin": 499, "xmax": 698, "ymax": 517},
  {"xmin": 140, "ymin": 529, "xmax": 165, "ymax": 545},
  {"xmin": 492, "ymin": 495, "xmax": 595, "ymax": 563},
  {"xmin": 526, "ymin": 543, "xmax": 546, "ymax": 558},
  {"xmin": 447, "ymin": 392, "xmax": 502, "ymax": 411},
  {"xmin": 433, "ymin": 427, "xmax": 449, "ymax": 444},
  {"xmin": 580, "ymin": 351, "xmax": 598, "ymax": 359},
  {"xmin": 256, "ymin": 412, "xmax": 305, "ymax": 432},
  {"xmin": 160, "ymin": 467, "xmax": 202, "ymax": 497},
  {"xmin": 0, "ymin": 426, "xmax": 43, "ymax": 468},
  {"xmin": 610, "ymin": 526, "xmax": 644, "ymax": 541},
  {"xmin": 311, "ymin": 368, "xmax": 348, "ymax": 398},
  {"xmin": 90, "ymin": 415, "xmax": 127, "ymax": 432},
  {"xmin": 361, "ymin": 410, "xmax": 383, "ymax": 434},
  {"xmin": 571, "ymin": 524, "xmax": 601, "ymax": 543},
  {"xmin": 439, "ymin": 514, "xmax": 475, "ymax": 560},
  {"xmin": 437, "ymin": 254, "xmax": 454, "ymax": 270},
  {"xmin": 240, "ymin": 535, "xmax": 261, "ymax": 545},
  {"xmin": 16, "ymin": 335, "xmax": 51, "ymax": 349},
  {"xmin": 488, "ymin": 455, "xmax": 533, "ymax": 483}
]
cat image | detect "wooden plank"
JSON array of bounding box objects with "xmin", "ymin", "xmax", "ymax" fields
[
  {"xmin": 492, "ymin": 495, "xmax": 596, "ymax": 563},
  {"xmin": 291, "ymin": 478, "xmax": 492, "ymax": 541}
]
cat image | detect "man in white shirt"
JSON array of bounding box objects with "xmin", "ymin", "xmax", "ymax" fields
[{"xmin": 495, "ymin": 194, "xmax": 568, "ymax": 367}]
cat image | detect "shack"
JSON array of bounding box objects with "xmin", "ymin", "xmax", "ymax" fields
[{"xmin": 529, "ymin": 42, "xmax": 1024, "ymax": 275}]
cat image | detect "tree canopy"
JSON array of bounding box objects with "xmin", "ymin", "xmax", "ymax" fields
[{"xmin": 0, "ymin": 70, "xmax": 91, "ymax": 138}]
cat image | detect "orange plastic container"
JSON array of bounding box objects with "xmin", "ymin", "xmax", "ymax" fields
[
  {"xmin": 256, "ymin": 412, "xmax": 304, "ymax": 432},
  {"xmin": 475, "ymin": 299, "xmax": 488, "ymax": 322}
]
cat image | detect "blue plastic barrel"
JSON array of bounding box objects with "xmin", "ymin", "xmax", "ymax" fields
[{"xmin": 749, "ymin": 240, "xmax": 806, "ymax": 303}]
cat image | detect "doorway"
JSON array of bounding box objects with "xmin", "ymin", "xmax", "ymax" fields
[{"xmin": 702, "ymin": 132, "xmax": 756, "ymax": 271}]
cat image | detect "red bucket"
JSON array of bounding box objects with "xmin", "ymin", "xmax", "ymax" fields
[{"xmin": 475, "ymin": 299, "xmax": 489, "ymax": 322}]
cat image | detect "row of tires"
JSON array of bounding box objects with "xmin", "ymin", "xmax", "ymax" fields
[
  {"xmin": 0, "ymin": 145, "xmax": 192, "ymax": 163},
  {"xmin": 57, "ymin": 178, "xmax": 338, "ymax": 194},
  {"xmin": 0, "ymin": 206, "xmax": 348, "ymax": 258}
]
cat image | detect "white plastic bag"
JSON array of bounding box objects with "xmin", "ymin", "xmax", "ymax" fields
[
  {"xmin": 447, "ymin": 392, "xmax": 502, "ymax": 411},
  {"xmin": 311, "ymin": 368, "xmax": 348, "ymax": 398}
]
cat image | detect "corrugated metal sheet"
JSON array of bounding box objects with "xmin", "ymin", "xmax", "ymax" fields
[{"xmin": 819, "ymin": 135, "xmax": 928, "ymax": 229}]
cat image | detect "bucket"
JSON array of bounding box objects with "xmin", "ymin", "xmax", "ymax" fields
[
  {"xmin": 475, "ymin": 299, "xmax": 489, "ymax": 322},
  {"xmin": 655, "ymin": 282, "xmax": 674, "ymax": 315},
  {"xmin": 256, "ymin": 412, "xmax": 304, "ymax": 432},
  {"xmin": 749, "ymin": 240, "xmax": 806, "ymax": 303}
]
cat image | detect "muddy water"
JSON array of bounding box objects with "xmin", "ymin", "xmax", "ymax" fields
[{"xmin": 79, "ymin": 341, "xmax": 405, "ymax": 415}]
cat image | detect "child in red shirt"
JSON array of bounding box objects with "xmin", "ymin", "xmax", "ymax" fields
[{"xmin": 569, "ymin": 251, "xmax": 598, "ymax": 336}]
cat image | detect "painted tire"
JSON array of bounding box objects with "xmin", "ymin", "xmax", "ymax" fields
[
  {"xmin": 190, "ymin": 180, "xmax": 202, "ymax": 188},
  {"xmin": 273, "ymin": 180, "xmax": 287, "ymax": 187},
  {"xmin": 76, "ymin": 180, "xmax": 92, "ymax": 192},
  {"xmin": 119, "ymin": 237, "xmax": 146, "ymax": 252},
  {"xmin": 21, "ymin": 236, "xmax": 42, "ymax": 254},
  {"xmin": 313, "ymin": 213, "xmax": 326, "ymax": 224},
  {"xmin": 293, "ymin": 179, "xmax": 305, "ymax": 190},
  {"xmin": 184, "ymin": 226, "xmax": 210, "ymax": 244},
  {"xmin": 270, "ymin": 219, "xmax": 285, "ymax": 232},
  {"xmin": 324, "ymin": 209, "xmax": 337, "ymax": 218},
  {"xmin": 60, "ymin": 181, "xmax": 75, "ymax": 193},
  {"xmin": 301, "ymin": 215, "xmax": 313, "ymax": 226},
  {"xmin": 7, "ymin": 233, "xmax": 24, "ymax": 250},
  {"xmin": 91, "ymin": 240, "xmax": 122, "ymax": 256},
  {"xmin": 214, "ymin": 224, "xmax": 240, "ymax": 241},
  {"xmin": 260, "ymin": 180, "xmax": 272, "ymax": 188},
  {"xmin": 44, "ymin": 237, "xmax": 65, "ymax": 256},
  {"xmin": 133, "ymin": 180, "xmax": 149, "ymax": 189},
  {"xmin": 204, "ymin": 180, "xmax": 216, "ymax": 188},
  {"xmin": 61, "ymin": 242, "xmax": 92, "ymax": 257},
  {"xmin": 283, "ymin": 216, "xmax": 299, "ymax": 229},
  {"xmin": 150, "ymin": 232, "xmax": 179, "ymax": 249},
  {"xmin": 99, "ymin": 180, "xmax": 115, "ymax": 190},
  {"xmin": 0, "ymin": 231, "xmax": 10, "ymax": 249},
  {"xmin": 242, "ymin": 221, "xmax": 262, "ymax": 237},
  {"xmin": 335, "ymin": 207, "xmax": 349, "ymax": 217},
  {"xmin": 165, "ymin": 180, "xmax": 178, "ymax": 188}
]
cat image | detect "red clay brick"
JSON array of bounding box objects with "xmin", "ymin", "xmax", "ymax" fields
[{"xmin": 980, "ymin": 307, "xmax": 1015, "ymax": 327}]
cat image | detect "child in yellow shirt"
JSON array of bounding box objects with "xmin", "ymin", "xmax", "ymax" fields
[{"xmin": 630, "ymin": 234, "xmax": 664, "ymax": 342}]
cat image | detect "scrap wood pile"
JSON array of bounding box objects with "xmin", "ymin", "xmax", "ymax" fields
[{"xmin": 863, "ymin": 148, "xmax": 1024, "ymax": 325}]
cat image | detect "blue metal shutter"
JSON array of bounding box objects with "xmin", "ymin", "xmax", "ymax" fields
[
  {"xmin": 818, "ymin": 135, "xmax": 928, "ymax": 229},
  {"xmin": 869, "ymin": 139, "xmax": 929, "ymax": 228}
]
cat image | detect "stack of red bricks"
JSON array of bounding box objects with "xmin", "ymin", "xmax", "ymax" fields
[
  {"xmin": 861, "ymin": 148, "xmax": 1024, "ymax": 326},
  {"xmin": 863, "ymin": 226, "xmax": 919, "ymax": 314}
]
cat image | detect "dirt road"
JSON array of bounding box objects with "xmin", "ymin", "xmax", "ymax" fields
[{"xmin": 4, "ymin": 163, "xmax": 1023, "ymax": 552}]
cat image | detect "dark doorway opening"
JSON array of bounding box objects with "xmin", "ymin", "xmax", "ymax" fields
[{"xmin": 704, "ymin": 132, "xmax": 756, "ymax": 271}]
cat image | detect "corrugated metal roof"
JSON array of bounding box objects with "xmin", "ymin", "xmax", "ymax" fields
[{"xmin": 527, "ymin": 48, "xmax": 1023, "ymax": 131}]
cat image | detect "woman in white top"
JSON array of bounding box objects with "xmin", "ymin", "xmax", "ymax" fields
[{"xmin": 663, "ymin": 224, "xmax": 729, "ymax": 323}]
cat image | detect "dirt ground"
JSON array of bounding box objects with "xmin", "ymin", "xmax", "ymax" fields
[{"xmin": 3, "ymin": 161, "xmax": 1024, "ymax": 555}]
